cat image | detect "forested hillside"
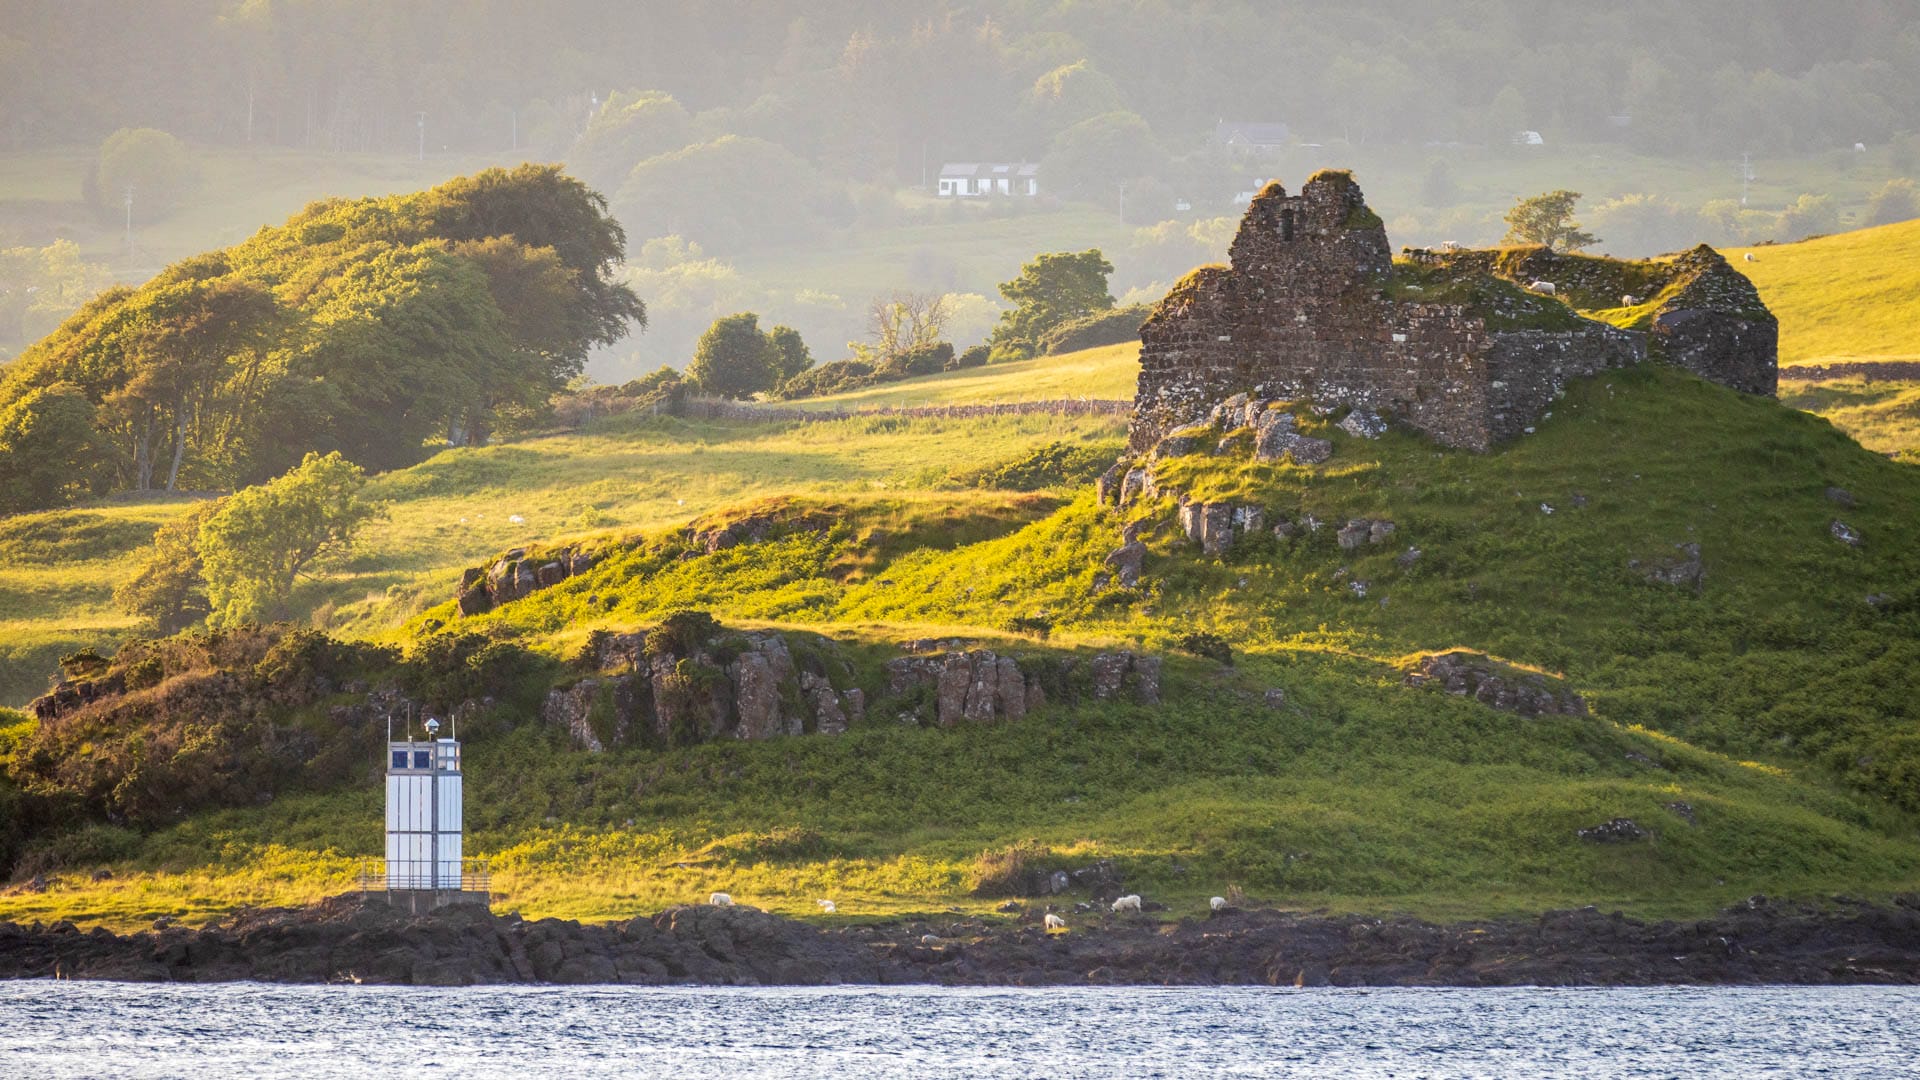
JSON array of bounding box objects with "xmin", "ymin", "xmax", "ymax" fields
[{"xmin": 0, "ymin": 165, "xmax": 639, "ymax": 510}]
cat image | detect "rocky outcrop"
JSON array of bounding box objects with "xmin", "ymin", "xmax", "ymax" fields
[
  {"xmin": 456, "ymin": 545, "xmax": 599, "ymax": 616},
  {"xmin": 884, "ymin": 647, "xmax": 1161, "ymax": 726},
  {"xmin": 541, "ymin": 629, "xmax": 862, "ymax": 752},
  {"xmin": 1404, "ymin": 651, "xmax": 1587, "ymax": 718},
  {"xmin": 8, "ymin": 893, "xmax": 1919, "ymax": 987}
]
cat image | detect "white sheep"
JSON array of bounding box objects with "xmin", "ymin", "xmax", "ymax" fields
[
  {"xmin": 1620, "ymin": 294, "xmax": 1640, "ymax": 306},
  {"xmin": 920, "ymin": 933, "xmax": 942, "ymax": 946},
  {"xmin": 1210, "ymin": 896, "xmax": 1227, "ymax": 912},
  {"xmin": 708, "ymin": 891, "xmax": 733, "ymax": 906},
  {"xmin": 1527, "ymin": 280, "xmax": 1557, "ymax": 296},
  {"xmin": 1044, "ymin": 913, "xmax": 1067, "ymax": 930},
  {"xmin": 1111, "ymin": 894, "xmax": 1142, "ymax": 913},
  {"xmin": 1440, "ymin": 240, "xmax": 1462, "ymax": 252},
  {"xmin": 508, "ymin": 514, "xmax": 525, "ymax": 524},
  {"xmin": 816, "ymin": 899, "xmax": 836, "ymax": 913},
  {"xmin": 1744, "ymin": 253, "xmax": 1756, "ymax": 263}
]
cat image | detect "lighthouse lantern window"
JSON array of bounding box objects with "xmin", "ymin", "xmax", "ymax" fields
[
  {"xmin": 412, "ymin": 749, "xmax": 431, "ymax": 769},
  {"xmin": 390, "ymin": 750, "xmax": 407, "ymax": 769}
]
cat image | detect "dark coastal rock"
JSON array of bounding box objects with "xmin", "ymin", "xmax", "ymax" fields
[
  {"xmin": 1577, "ymin": 818, "xmax": 1651, "ymax": 843},
  {"xmin": 7, "ymin": 893, "xmax": 1916, "ymax": 987}
]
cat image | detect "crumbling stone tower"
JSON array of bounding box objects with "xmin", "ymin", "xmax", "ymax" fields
[{"xmin": 1129, "ymin": 171, "xmax": 1778, "ymax": 452}]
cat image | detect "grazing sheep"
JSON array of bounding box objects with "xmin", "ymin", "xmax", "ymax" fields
[
  {"xmin": 508, "ymin": 514, "xmax": 525, "ymax": 525},
  {"xmin": 1044, "ymin": 913, "xmax": 1067, "ymax": 930},
  {"xmin": 1111, "ymin": 894, "xmax": 1143, "ymax": 913},
  {"xmin": 1620, "ymin": 294, "xmax": 1640, "ymax": 306},
  {"xmin": 816, "ymin": 899, "xmax": 836, "ymax": 913},
  {"xmin": 1527, "ymin": 280, "xmax": 1557, "ymax": 296},
  {"xmin": 708, "ymin": 892, "xmax": 733, "ymax": 906},
  {"xmin": 1744, "ymin": 253, "xmax": 1756, "ymax": 262},
  {"xmin": 1439, "ymin": 240, "xmax": 1462, "ymax": 252},
  {"xmin": 1210, "ymin": 896, "xmax": 1228, "ymax": 912},
  {"xmin": 920, "ymin": 934, "xmax": 942, "ymax": 946}
]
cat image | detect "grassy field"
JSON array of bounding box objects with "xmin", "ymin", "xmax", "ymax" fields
[
  {"xmin": 1726, "ymin": 218, "xmax": 1920, "ymax": 366},
  {"xmin": 790, "ymin": 343, "xmax": 1142, "ymax": 410}
]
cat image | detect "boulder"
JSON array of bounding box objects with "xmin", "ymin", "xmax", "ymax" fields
[
  {"xmin": 1207, "ymin": 393, "xmax": 1250, "ymax": 427},
  {"xmin": 535, "ymin": 561, "xmax": 567, "ymax": 588},
  {"xmin": 1337, "ymin": 520, "xmax": 1371, "ymax": 550},
  {"xmin": 1337, "ymin": 410, "xmax": 1387, "ymax": 439},
  {"xmin": 1368, "ymin": 520, "xmax": 1395, "ymax": 543},
  {"xmin": 1830, "ymin": 520, "xmax": 1863, "ymax": 547},
  {"xmin": 1119, "ymin": 467, "xmax": 1153, "ymax": 506},
  {"xmin": 1639, "ymin": 542, "xmax": 1704, "ymax": 591},
  {"xmin": 1200, "ymin": 503, "xmax": 1235, "ymax": 556},
  {"xmin": 1095, "ymin": 461, "xmax": 1128, "ymax": 506},
  {"xmin": 456, "ymin": 584, "xmax": 493, "ymax": 617},
  {"xmin": 1152, "ymin": 422, "xmax": 1213, "ymax": 460},
  {"xmin": 1576, "ymin": 819, "xmax": 1649, "ymax": 843}
]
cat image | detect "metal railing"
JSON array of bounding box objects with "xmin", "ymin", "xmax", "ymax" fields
[{"xmin": 357, "ymin": 858, "xmax": 491, "ymax": 894}]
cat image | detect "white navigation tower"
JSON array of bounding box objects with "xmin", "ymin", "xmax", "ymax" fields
[{"xmin": 362, "ymin": 713, "xmax": 489, "ymax": 913}]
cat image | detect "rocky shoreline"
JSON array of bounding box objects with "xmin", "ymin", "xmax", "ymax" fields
[{"xmin": 4, "ymin": 893, "xmax": 1917, "ymax": 987}]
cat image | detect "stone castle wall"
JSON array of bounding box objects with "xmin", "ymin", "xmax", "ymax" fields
[{"xmin": 1130, "ymin": 172, "xmax": 1777, "ymax": 452}]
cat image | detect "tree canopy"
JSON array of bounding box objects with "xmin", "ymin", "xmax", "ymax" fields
[
  {"xmin": 1502, "ymin": 190, "xmax": 1599, "ymax": 253},
  {"xmin": 688, "ymin": 312, "xmax": 780, "ymax": 399},
  {"xmin": 991, "ymin": 249, "xmax": 1115, "ymax": 356},
  {"xmin": 197, "ymin": 452, "xmax": 382, "ymax": 626},
  {"xmin": 0, "ymin": 164, "xmax": 644, "ymax": 510}
]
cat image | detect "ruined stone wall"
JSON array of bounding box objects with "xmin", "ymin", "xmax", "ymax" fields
[
  {"xmin": 1130, "ymin": 173, "xmax": 1778, "ymax": 453},
  {"xmin": 1483, "ymin": 326, "xmax": 1646, "ymax": 442}
]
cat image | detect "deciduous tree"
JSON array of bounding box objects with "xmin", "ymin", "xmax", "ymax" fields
[
  {"xmin": 197, "ymin": 452, "xmax": 382, "ymax": 626},
  {"xmin": 1502, "ymin": 190, "xmax": 1598, "ymax": 252}
]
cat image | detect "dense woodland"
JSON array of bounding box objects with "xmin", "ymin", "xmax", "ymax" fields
[{"xmin": 3, "ymin": 2, "xmax": 1915, "ymax": 164}]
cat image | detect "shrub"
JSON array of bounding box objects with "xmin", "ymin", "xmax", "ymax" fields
[
  {"xmin": 777, "ymin": 359, "xmax": 877, "ymax": 400},
  {"xmin": 644, "ymin": 609, "xmax": 723, "ymax": 659},
  {"xmin": 969, "ymin": 841, "xmax": 1056, "ymax": 897},
  {"xmin": 953, "ymin": 344, "xmax": 990, "ymax": 369},
  {"xmin": 961, "ymin": 441, "xmax": 1118, "ymax": 491},
  {"xmin": 875, "ymin": 341, "xmax": 953, "ymax": 378},
  {"xmin": 1037, "ymin": 304, "xmax": 1149, "ymax": 355},
  {"xmin": 1176, "ymin": 632, "xmax": 1233, "ymax": 665}
]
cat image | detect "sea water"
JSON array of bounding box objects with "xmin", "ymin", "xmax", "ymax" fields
[{"xmin": 3, "ymin": 982, "xmax": 1915, "ymax": 1078}]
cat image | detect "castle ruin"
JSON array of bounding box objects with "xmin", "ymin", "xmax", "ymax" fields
[{"xmin": 1129, "ymin": 172, "xmax": 1778, "ymax": 453}]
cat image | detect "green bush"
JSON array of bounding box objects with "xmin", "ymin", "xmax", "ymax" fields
[
  {"xmin": 1038, "ymin": 304, "xmax": 1149, "ymax": 355},
  {"xmin": 777, "ymin": 360, "xmax": 878, "ymax": 400}
]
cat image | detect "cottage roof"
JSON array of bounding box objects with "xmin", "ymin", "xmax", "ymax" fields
[{"xmin": 940, "ymin": 162, "xmax": 1039, "ymax": 178}]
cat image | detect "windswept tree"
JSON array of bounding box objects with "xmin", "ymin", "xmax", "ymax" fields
[
  {"xmin": 990, "ymin": 249, "xmax": 1114, "ymax": 358},
  {"xmin": 1502, "ymin": 190, "xmax": 1599, "ymax": 252},
  {"xmin": 197, "ymin": 452, "xmax": 382, "ymax": 626}
]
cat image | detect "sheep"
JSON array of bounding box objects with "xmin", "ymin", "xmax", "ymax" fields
[
  {"xmin": 1439, "ymin": 240, "xmax": 1462, "ymax": 252},
  {"xmin": 1744, "ymin": 253, "xmax": 1756, "ymax": 263},
  {"xmin": 1527, "ymin": 280, "xmax": 1557, "ymax": 296},
  {"xmin": 920, "ymin": 934, "xmax": 943, "ymax": 946},
  {"xmin": 1111, "ymin": 894, "xmax": 1142, "ymax": 913},
  {"xmin": 508, "ymin": 514, "xmax": 525, "ymax": 524},
  {"xmin": 1210, "ymin": 896, "xmax": 1228, "ymax": 912},
  {"xmin": 1620, "ymin": 294, "xmax": 1640, "ymax": 306},
  {"xmin": 1044, "ymin": 913, "xmax": 1067, "ymax": 930},
  {"xmin": 816, "ymin": 899, "xmax": 836, "ymax": 913},
  {"xmin": 708, "ymin": 891, "xmax": 733, "ymax": 906}
]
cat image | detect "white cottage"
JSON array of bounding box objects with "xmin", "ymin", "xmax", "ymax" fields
[{"xmin": 937, "ymin": 162, "xmax": 1039, "ymax": 197}]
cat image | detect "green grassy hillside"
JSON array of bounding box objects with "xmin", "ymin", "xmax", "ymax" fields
[
  {"xmin": 1727, "ymin": 219, "xmax": 1920, "ymax": 366},
  {"xmin": 4, "ymin": 364, "xmax": 1917, "ymax": 931}
]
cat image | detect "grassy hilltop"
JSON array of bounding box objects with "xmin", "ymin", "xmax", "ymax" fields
[{"xmin": 2, "ymin": 222, "xmax": 1919, "ymax": 932}]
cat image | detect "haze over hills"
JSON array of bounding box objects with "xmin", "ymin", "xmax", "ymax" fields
[{"xmin": 0, "ymin": 1, "xmax": 1917, "ymax": 939}]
